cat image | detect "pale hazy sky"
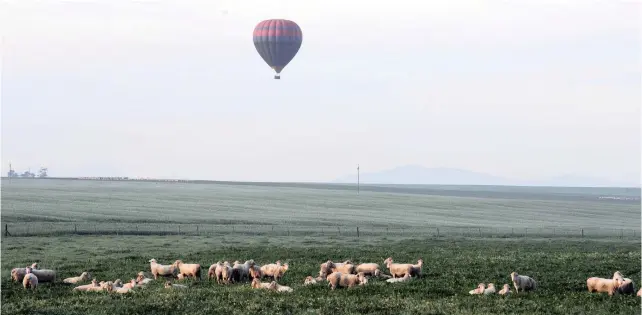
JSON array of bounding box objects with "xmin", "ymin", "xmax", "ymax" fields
[{"xmin": 1, "ymin": 0, "xmax": 640, "ymax": 183}]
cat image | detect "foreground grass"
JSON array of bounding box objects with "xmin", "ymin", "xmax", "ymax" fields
[{"xmin": 2, "ymin": 236, "xmax": 641, "ymax": 315}]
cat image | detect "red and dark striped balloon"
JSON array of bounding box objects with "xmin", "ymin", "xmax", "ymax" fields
[{"xmin": 252, "ymin": 19, "xmax": 303, "ymax": 79}]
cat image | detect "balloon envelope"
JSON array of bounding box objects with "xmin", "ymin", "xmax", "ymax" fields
[{"xmin": 253, "ymin": 19, "xmax": 303, "ymax": 79}]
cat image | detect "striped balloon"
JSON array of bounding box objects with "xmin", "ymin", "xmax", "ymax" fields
[{"xmin": 252, "ymin": 19, "xmax": 303, "ymax": 79}]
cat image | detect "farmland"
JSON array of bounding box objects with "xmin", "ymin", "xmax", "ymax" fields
[{"xmin": 1, "ymin": 178, "xmax": 641, "ymax": 314}]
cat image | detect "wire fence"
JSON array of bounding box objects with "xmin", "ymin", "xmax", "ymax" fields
[{"xmin": 2, "ymin": 222, "xmax": 639, "ymax": 240}]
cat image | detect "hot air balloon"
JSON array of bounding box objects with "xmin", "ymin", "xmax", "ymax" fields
[{"xmin": 253, "ymin": 19, "xmax": 303, "ymax": 79}]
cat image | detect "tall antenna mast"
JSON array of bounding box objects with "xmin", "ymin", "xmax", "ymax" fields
[{"xmin": 357, "ymin": 164, "xmax": 360, "ymax": 194}]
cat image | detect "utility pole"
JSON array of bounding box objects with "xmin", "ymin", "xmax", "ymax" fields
[{"xmin": 357, "ymin": 164, "xmax": 360, "ymax": 194}]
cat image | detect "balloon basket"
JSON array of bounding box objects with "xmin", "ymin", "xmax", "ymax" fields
[{"xmin": 274, "ymin": 74, "xmax": 280, "ymax": 80}]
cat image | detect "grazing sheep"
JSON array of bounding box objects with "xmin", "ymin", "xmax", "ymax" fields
[
  {"xmin": 74, "ymin": 279, "xmax": 99, "ymax": 291},
  {"xmin": 149, "ymin": 259, "xmax": 178, "ymax": 279},
  {"xmin": 510, "ymin": 272, "xmax": 536, "ymax": 293},
  {"xmin": 249, "ymin": 264, "xmax": 263, "ymax": 280},
  {"xmin": 327, "ymin": 272, "xmax": 367, "ymax": 290},
  {"xmin": 586, "ymin": 277, "xmax": 619, "ymax": 296},
  {"xmin": 251, "ymin": 278, "xmax": 273, "ymax": 289},
  {"xmin": 208, "ymin": 262, "xmax": 223, "ymax": 281},
  {"xmin": 221, "ymin": 261, "xmax": 233, "ymax": 284},
  {"xmin": 483, "ymin": 283, "xmax": 496, "ymax": 295},
  {"xmin": 10, "ymin": 263, "xmax": 39, "ymax": 282},
  {"xmin": 165, "ymin": 281, "xmax": 188, "ymax": 289},
  {"xmin": 636, "ymin": 288, "xmax": 642, "ymax": 296},
  {"xmin": 260, "ymin": 261, "xmax": 289, "ymax": 281},
  {"xmin": 303, "ymin": 276, "xmax": 324, "ymax": 286},
  {"xmin": 469, "ymin": 283, "xmax": 485, "ymax": 295},
  {"xmin": 386, "ymin": 273, "xmax": 411, "ymax": 283},
  {"xmin": 498, "ymin": 284, "xmax": 511, "ymax": 295},
  {"xmin": 410, "ymin": 259, "xmax": 424, "ymax": 278},
  {"xmin": 173, "ymin": 260, "xmax": 202, "ymax": 280},
  {"xmin": 29, "ymin": 268, "xmax": 56, "ymax": 283},
  {"xmin": 63, "ymin": 272, "xmax": 92, "ymax": 284},
  {"xmin": 22, "ymin": 267, "xmax": 38, "ymax": 291},
  {"xmin": 319, "ymin": 260, "xmax": 355, "ymax": 278},
  {"xmin": 616, "ymin": 278, "xmax": 636, "ymax": 295},
  {"xmin": 383, "ymin": 257, "xmax": 414, "ymax": 278},
  {"xmin": 268, "ymin": 281, "xmax": 293, "ymax": 292},
  {"xmin": 231, "ymin": 260, "xmax": 255, "ymax": 283}
]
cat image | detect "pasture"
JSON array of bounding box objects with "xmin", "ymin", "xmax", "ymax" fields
[{"xmin": 1, "ymin": 179, "xmax": 641, "ymax": 314}]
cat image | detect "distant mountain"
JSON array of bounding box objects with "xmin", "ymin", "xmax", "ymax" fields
[{"xmin": 332, "ymin": 165, "xmax": 639, "ymax": 187}]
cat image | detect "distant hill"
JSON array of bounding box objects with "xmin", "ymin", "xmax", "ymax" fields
[{"xmin": 332, "ymin": 165, "xmax": 639, "ymax": 187}]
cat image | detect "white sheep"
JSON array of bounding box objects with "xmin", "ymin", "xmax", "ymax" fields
[
  {"xmin": 268, "ymin": 281, "xmax": 293, "ymax": 292},
  {"xmin": 586, "ymin": 277, "xmax": 619, "ymax": 296},
  {"xmin": 22, "ymin": 267, "xmax": 38, "ymax": 291},
  {"xmin": 11, "ymin": 263, "xmax": 39, "ymax": 282},
  {"xmin": 386, "ymin": 273, "xmax": 411, "ymax": 283},
  {"xmin": 173, "ymin": 260, "xmax": 202, "ymax": 280},
  {"xmin": 498, "ymin": 284, "xmax": 511, "ymax": 295},
  {"xmin": 260, "ymin": 260, "xmax": 289, "ymax": 281},
  {"xmin": 149, "ymin": 259, "xmax": 178, "ymax": 279},
  {"xmin": 251, "ymin": 278, "xmax": 273, "ymax": 289},
  {"xmin": 510, "ymin": 272, "xmax": 536, "ymax": 293},
  {"xmin": 63, "ymin": 272, "xmax": 92, "ymax": 284},
  {"xmin": 231, "ymin": 260, "xmax": 255, "ymax": 283},
  {"xmin": 469, "ymin": 283, "xmax": 485, "ymax": 295},
  {"xmin": 383, "ymin": 257, "xmax": 414, "ymax": 278},
  {"xmin": 483, "ymin": 283, "xmax": 496, "ymax": 295},
  {"xmin": 303, "ymin": 276, "xmax": 324, "ymax": 285},
  {"xmin": 616, "ymin": 278, "xmax": 636, "ymax": 295}
]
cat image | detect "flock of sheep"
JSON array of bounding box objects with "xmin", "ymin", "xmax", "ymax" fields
[{"xmin": 10, "ymin": 258, "xmax": 642, "ymax": 298}]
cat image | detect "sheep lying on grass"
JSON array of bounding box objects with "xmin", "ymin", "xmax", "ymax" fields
[
  {"xmin": 469, "ymin": 283, "xmax": 485, "ymax": 295},
  {"xmin": 73, "ymin": 279, "xmax": 99, "ymax": 291},
  {"xmin": 268, "ymin": 281, "xmax": 293, "ymax": 292},
  {"xmin": 637, "ymin": 288, "xmax": 642, "ymax": 297},
  {"xmin": 327, "ymin": 272, "xmax": 367, "ymax": 290},
  {"xmin": 149, "ymin": 259, "xmax": 178, "ymax": 279},
  {"xmin": 63, "ymin": 272, "xmax": 92, "ymax": 284},
  {"xmin": 386, "ymin": 273, "xmax": 411, "ymax": 283},
  {"xmin": 483, "ymin": 283, "xmax": 496, "ymax": 295},
  {"xmin": 510, "ymin": 272, "xmax": 536, "ymax": 293},
  {"xmin": 251, "ymin": 278, "xmax": 272, "ymax": 290},
  {"xmin": 587, "ymin": 277, "xmax": 620, "ymax": 296},
  {"xmin": 165, "ymin": 281, "xmax": 188, "ymax": 289},
  {"xmin": 11, "ymin": 263, "xmax": 38, "ymax": 283},
  {"xmin": 136, "ymin": 272, "xmax": 154, "ymax": 286},
  {"xmin": 22, "ymin": 267, "xmax": 38, "ymax": 291},
  {"xmin": 303, "ymin": 276, "xmax": 324, "ymax": 285},
  {"xmin": 173, "ymin": 260, "xmax": 202, "ymax": 280},
  {"xmin": 498, "ymin": 284, "xmax": 511, "ymax": 295}
]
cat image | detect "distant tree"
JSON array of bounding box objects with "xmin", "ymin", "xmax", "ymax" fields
[{"xmin": 38, "ymin": 167, "xmax": 48, "ymax": 178}]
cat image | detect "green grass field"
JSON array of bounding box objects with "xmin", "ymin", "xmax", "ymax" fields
[{"xmin": 1, "ymin": 179, "xmax": 640, "ymax": 314}]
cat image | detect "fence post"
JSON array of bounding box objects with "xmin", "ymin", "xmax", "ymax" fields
[
  {"xmin": 74, "ymin": 224, "xmax": 77, "ymax": 234},
  {"xmin": 233, "ymin": 226, "xmax": 235, "ymax": 233},
  {"xmin": 524, "ymin": 228, "xmax": 527, "ymax": 236},
  {"xmin": 620, "ymin": 229, "xmax": 623, "ymax": 240},
  {"xmin": 436, "ymin": 228, "xmax": 439, "ymax": 237},
  {"xmin": 386, "ymin": 227, "xmax": 389, "ymax": 235},
  {"xmin": 196, "ymin": 225, "xmax": 199, "ymax": 235},
  {"xmin": 4, "ymin": 224, "xmax": 8, "ymax": 237},
  {"xmin": 178, "ymin": 225, "xmax": 181, "ymax": 235},
  {"xmin": 581, "ymin": 229, "xmax": 584, "ymax": 238},
  {"xmin": 478, "ymin": 228, "xmax": 482, "ymax": 237},
  {"xmin": 511, "ymin": 228, "xmax": 514, "ymax": 236},
  {"xmin": 338, "ymin": 227, "xmax": 341, "ymax": 235},
  {"xmin": 357, "ymin": 227, "xmax": 360, "ymax": 238},
  {"xmin": 287, "ymin": 228, "xmax": 290, "ymax": 236},
  {"xmin": 321, "ymin": 227, "xmax": 324, "ymax": 236}
]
